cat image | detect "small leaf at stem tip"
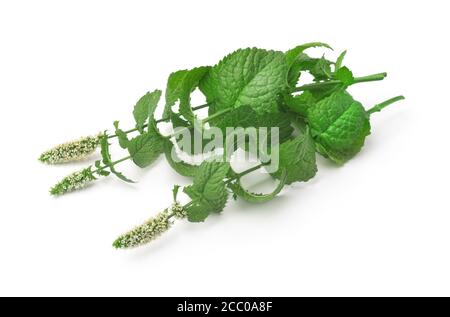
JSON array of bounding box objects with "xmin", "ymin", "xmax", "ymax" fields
[
  {"xmin": 172, "ymin": 185, "xmax": 180, "ymax": 202},
  {"xmin": 334, "ymin": 66, "xmax": 354, "ymax": 86},
  {"xmin": 113, "ymin": 121, "xmax": 130, "ymax": 149},
  {"xmin": 335, "ymin": 50, "xmax": 347, "ymax": 71}
]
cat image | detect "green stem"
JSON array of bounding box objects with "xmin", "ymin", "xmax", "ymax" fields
[
  {"xmin": 353, "ymin": 72, "xmax": 387, "ymax": 84},
  {"xmin": 201, "ymin": 107, "xmax": 232, "ymax": 123},
  {"xmin": 366, "ymin": 95, "xmax": 405, "ymax": 115},
  {"xmin": 225, "ymin": 162, "xmax": 268, "ymax": 185},
  {"xmin": 108, "ymin": 103, "xmax": 210, "ymax": 139},
  {"xmin": 291, "ymin": 72, "xmax": 387, "ymax": 92},
  {"xmin": 93, "ymin": 155, "xmax": 132, "ymax": 174}
]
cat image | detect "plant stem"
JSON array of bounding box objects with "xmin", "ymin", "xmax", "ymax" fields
[
  {"xmin": 225, "ymin": 162, "xmax": 268, "ymax": 185},
  {"xmin": 366, "ymin": 95, "xmax": 405, "ymax": 115},
  {"xmin": 353, "ymin": 72, "xmax": 387, "ymax": 83},
  {"xmin": 234, "ymin": 162, "xmax": 267, "ymax": 179},
  {"xmin": 291, "ymin": 72, "xmax": 387, "ymax": 92},
  {"xmin": 201, "ymin": 108, "xmax": 232, "ymax": 123},
  {"xmin": 93, "ymin": 155, "xmax": 132, "ymax": 174},
  {"xmin": 108, "ymin": 103, "xmax": 210, "ymax": 139}
]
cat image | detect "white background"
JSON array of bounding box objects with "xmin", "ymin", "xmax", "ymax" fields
[{"xmin": 0, "ymin": 0, "xmax": 449, "ymax": 296}]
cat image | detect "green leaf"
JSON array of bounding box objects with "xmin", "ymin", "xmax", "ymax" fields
[
  {"xmin": 285, "ymin": 42, "xmax": 332, "ymax": 67},
  {"xmin": 310, "ymin": 56, "xmax": 333, "ymax": 81},
  {"xmin": 285, "ymin": 42, "xmax": 332, "ymax": 86},
  {"xmin": 163, "ymin": 139, "xmax": 199, "ymax": 177},
  {"xmin": 307, "ymin": 81, "xmax": 345, "ymax": 101},
  {"xmin": 334, "ymin": 66, "xmax": 354, "ymax": 86},
  {"xmin": 212, "ymin": 105, "xmax": 258, "ymax": 130},
  {"xmin": 169, "ymin": 112, "xmax": 210, "ymax": 156},
  {"xmin": 95, "ymin": 159, "xmax": 110, "ymax": 176},
  {"xmin": 254, "ymin": 111, "xmax": 295, "ymax": 147},
  {"xmin": 200, "ymin": 48, "xmax": 288, "ymax": 115},
  {"xmin": 229, "ymin": 168, "xmax": 287, "ymax": 203},
  {"xmin": 163, "ymin": 69, "xmax": 189, "ymax": 119},
  {"xmin": 113, "ymin": 121, "xmax": 130, "ymax": 149},
  {"xmin": 183, "ymin": 161, "xmax": 230, "ymax": 222},
  {"xmin": 163, "ymin": 67, "xmax": 210, "ymax": 123},
  {"xmin": 133, "ymin": 90, "xmax": 162, "ymax": 133},
  {"xmin": 99, "ymin": 135, "xmax": 135, "ymax": 183},
  {"xmin": 179, "ymin": 67, "xmax": 210, "ymax": 123},
  {"xmin": 172, "ymin": 184, "xmax": 180, "ymax": 202},
  {"xmin": 184, "ymin": 202, "xmax": 211, "ymax": 223},
  {"xmin": 306, "ymin": 90, "xmax": 371, "ymax": 164},
  {"xmin": 269, "ymin": 129, "xmax": 317, "ymax": 185},
  {"xmin": 127, "ymin": 131, "xmax": 165, "ymax": 168},
  {"xmin": 211, "ymin": 105, "xmax": 294, "ymax": 152},
  {"xmin": 335, "ymin": 50, "xmax": 347, "ymax": 71},
  {"xmin": 283, "ymin": 91, "xmax": 315, "ymax": 117}
]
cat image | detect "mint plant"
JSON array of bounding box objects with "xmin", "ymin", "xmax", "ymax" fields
[{"xmin": 40, "ymin": 43, "xmax": 405, "ymax": 248}]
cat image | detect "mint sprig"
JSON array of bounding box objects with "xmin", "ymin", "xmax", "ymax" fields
[{"xmin": 40, "ymin": 43, "xmax": 405, "ymax": 249}]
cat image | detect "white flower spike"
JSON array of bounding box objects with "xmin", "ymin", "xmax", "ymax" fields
[{"xmin": 39, "ymin": 134, "xmax": 101, "ymax": 164}]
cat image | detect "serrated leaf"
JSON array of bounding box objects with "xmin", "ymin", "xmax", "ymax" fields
[
  {"xmin": 183, "ymin": 161, "xmax": 230, "ymax": 222},
  {"xmin": 285, "ymin": 42, "xmax": 332, "ymax": 86},
  {"xmin": 212, "ymin": 105, "xmax": 258, "ymax": 130},
  {"xmin": 113, "ymin": 121, "xmax": 130, "ymax": 149},
  {"xmin": 170, "ymin": 113, "xmax": 210, "ymax": 156},
  {"xmin": 335, "ymin": 50, "xmax": 347, "ymax": 71},
  {"xmin": 229, "ymin": 168, "xmax": 287, "ymax": 203},
  {"xmin": 334, "ymin": 66, "xmax": 354, "ymax": 86},
  {"xmin": 283, "ymin": 91, "xmax": 315, "ymax": 116},
  {"xmin": 269, "ymin": 129, "xmax": 317, "ymax": 185},
  {"xmin": 127, "ymin": 131, "xmax": 164, "ymax": 168},
  {"xmin": 310, "ymin": 56, "xmax": 333, "ymax": 81},
  {"xmin": 163, "ymin": 67, "xmax": 210, "ymax": 123},
  {"xmin": 133, "ymin": 90, "xmax": 162, "ymax": 133},
  {"xmin": 163, "ymin": 69, "xmax": 189, "ymax": 119},
  {"xmin": 99, "ymin": 135, "xmax": 135, "ymax": 183},
  {"xmin": 211, "ymin": 105, "xmax": 293, "ymax": 153},
  {"xmin": 179, "ymin": 67, "xmax": 210, "ymax": 123},
  {"xmin": 200, "ymin": 48, "xmax": 288, "ymax": 115},
  {"xmin": 285, "ymin": 42, "xmax": 332, "ymax": 67},
  {"xmin": 184, "ymin": 201, "xmax": 211, "ymax": 222},
  {"xmin": 163, "ymin": 139, "xmax": 199, "ymax": 177},
  {"xmin": 306, "ymin": 90, "xmax": 371, "ymax": 164}
]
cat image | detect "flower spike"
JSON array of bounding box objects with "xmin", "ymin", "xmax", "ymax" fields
[
  {"xmin": 39, "ymin": 134, "xmax": 101, "ymax": 164},
  {"xmin": 50, "ymin": 167, "xmax": 96, "ymax": 196}
]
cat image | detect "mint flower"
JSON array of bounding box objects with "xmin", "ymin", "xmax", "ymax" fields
[
  {"xmin": 171, "ymin": 202, "xmax": 187, "ymax": 219},
  {"xmin": 39, "ymin": 134, "xmax": 100, "ymax": 164},
  {"xmin": 50, "ymin": 167, "xmax": 96, "ymax": 196},
  {"xmin": 113, "ymin": 203, "xmax": 186, "ymax": 249}
]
